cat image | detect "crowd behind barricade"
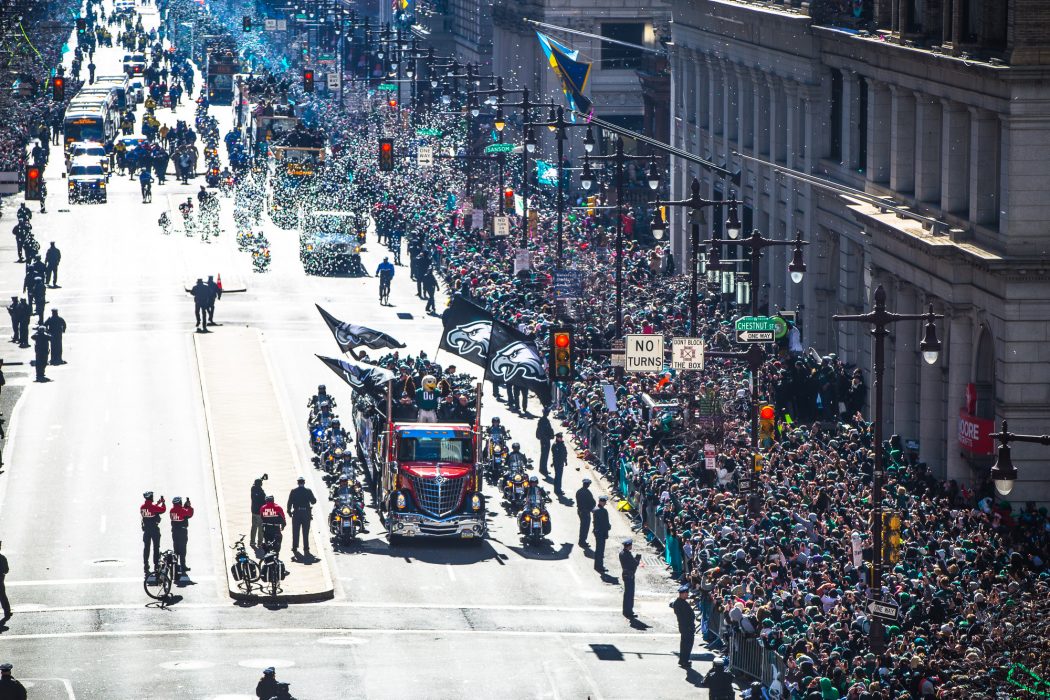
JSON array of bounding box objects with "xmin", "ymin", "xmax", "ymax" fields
[{"xmin": 135, "ymin": 8, "xmax": 1050, "ymax": 690}]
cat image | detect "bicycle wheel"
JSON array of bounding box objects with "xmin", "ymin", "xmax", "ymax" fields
[
  {"xmin": 144, "ymin": 570, "xmax": 166, "ymax": 600},
  {"xmin": 269, "ymin": 564, "xmax": 280, "ymax": 597}
]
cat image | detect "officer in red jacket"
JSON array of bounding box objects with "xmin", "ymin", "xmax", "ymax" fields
[
  {"xmin": 140, "ymin": 492, "xmax": 166, "ymax": 575},
  {"xmin": 169, "ymin": 496, "xmax": 194, "ymax": 575},
  {"xmin": 259, "ymin": 495, "xmax": 287, "ymax": 554}
]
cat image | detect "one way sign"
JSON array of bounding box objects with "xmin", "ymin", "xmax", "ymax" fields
[
  {"xmin": 867, "ymin": 600, "xmax": 899, "ymax": 623},
  {"xmin": 735, "ymin": 330, "xmax": 774, "ymax": 344}
]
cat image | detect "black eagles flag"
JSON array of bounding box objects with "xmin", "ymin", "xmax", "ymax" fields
[
  {"xmin": 316, "ymin": 305, "xmax": 406, "ymax": 352},
  {"xmin": 484, "ymin": 320, "xmax": 551, "ymax": 406},
  {"xmin": 438, "ymin": 295, "xmax": 494, "ymax": 369},
  {"xmin": 316, "ymin": 355, "xmax": 395, "ymax": 399}
]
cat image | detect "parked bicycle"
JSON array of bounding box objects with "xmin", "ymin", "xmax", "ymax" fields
[
  {"xmin": 258, "ymin": 536, "xmax": 287, "ymax": 598},
  {"xmin": 144, "ymin": 549, "xmax": 177, "ymax": 603},
  {"xmin": 229, "ymin": 534, "xmax": 260, "ymax": 595}
]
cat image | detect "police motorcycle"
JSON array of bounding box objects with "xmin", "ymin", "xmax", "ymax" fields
[
  {"xmin": 308, "ymin": 403, "xmax": 334, "ymax": 454},
  {"xmin": 329, "ymin": 494, "xmax": 361, "ymax": 546},
  {"xmin": 483, "ymin": 418, "xmax": 510, "ymax": 485},
  {"xmin": 501, "ymin": 443, "xmax": 530, "ymax": 514},
  {"xmin": 517, "ymin": 476, "xmax": 553, "ymax": 545}
]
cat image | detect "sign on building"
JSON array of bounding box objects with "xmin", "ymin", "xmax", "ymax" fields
[
  {"xmin": 671, "ymin": 337, "xmax": 705, "ymax": 370},
  {"xmin": 624, "ymin": 335, "xmax": 664, "ymax": 373}
]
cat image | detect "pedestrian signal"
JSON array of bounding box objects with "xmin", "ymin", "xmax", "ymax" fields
[
  {"xmin": 52, "ymin": 77, "xmax": 65, "ymax": 102},
  {"xmin": 24, "ymin": 166, "xmax": 42, "ymax": 201},
  {"xmin": 76, "ymin": 18, "xmax": 86, "ymax": 35},
  {"xmin": 303, "ymin": 69, "xmax": 314, "ymax": 92},
  {"xmin": 243, "ymin": 15, "xmax": 252, "ymax": 31},
  {"xmin": 550, "ymin": 328, "xmax": 574, "ymax": 382},
  {"xmin": 378, "ymin": 138, "xmax": 394, "ymax": 172}
]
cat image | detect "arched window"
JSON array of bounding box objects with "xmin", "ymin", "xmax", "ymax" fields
[{"xmin": 974, "ymin": 328, "xmax": 995, "ymax": 419}]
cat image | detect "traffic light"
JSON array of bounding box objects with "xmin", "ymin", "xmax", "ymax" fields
[
  {"xmin": 52, "ymin": 76, "xmax": 64, "ymax": 102},
  {"xmin": 378, "ymin": 138, "xmax": 394, "ymax": 171},
  {"xmin": 882, "ymin": 512, "xmax": 903, "ymax": 565},
  {"xmin": 550, "ymin": 328, "xmax": 574, "ymax": 382},
  {"xmin": 76, "ymin": 18, "xmax": 86, "ymax": 35},
  {"xmin": 388, "ymin": 98, "xmax": 398, "ymax": 109},
  {"xmin": 303, "ymin": 69, "xmax": 314, "ymax": 92},
  {"xmin": 243, "ymin": 15, "xmax": 252, "ymax": 31},
  {"xmin": 758, "ymin": 404, "xmax": 776, "ymax": 448},
  {"xmin": 503, "ymin": 188, "xmax": 514, "ymax": 213},
  {"xmin": 586, "ymin": 195, "xmax": 597, "ymax": 216},
  {"xmin": 24, "ymin": 166, "xmax": 42, "ymax": 201}
]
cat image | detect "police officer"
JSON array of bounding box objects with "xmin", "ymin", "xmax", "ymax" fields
[
  {"xmin": 255, "ymin": 667, "xmax": 279, "ymax": 699},
  {"xmin": 0, "ymin": 663, "xmax": 26, "ymax": 700},
  {"xmin": 206, "ymin": 275, "xmax": 221, "ymax": 325},
  {"xmin": 140, "ymin": 492, "xmax": 166, "ymax": 574},
  {"xmin": 169, "ymin": 496, "xmax": 194, "ymax": 574},
  {"xmin": 189, "ymin": 278, "xmax": 210, "ymax": 332},
  {"xmin": 619, "ymin": 539, "xmax": 640, "ymax": 618},
  {"xmin": 575, "ymin": 478, "xmax": 595, "ymax": 547},
  {"xmin": 30, "ymin": 325, "xmax": 49, "ymax": 382},
  {"xmin": 702, "ymin": 658, "xmax": 735, "ymax": 698},
  {"xmin": 535, "ymin": 408, "xmax": 554, "ymax": 475},
  {"xmin": 44, "ymin": 242, "xmax": 61, "ymax": 287},
  {"xmin": 259, "ymin": 495, "xmax": 287, "ymax": 554},
  {"xmin": 28, "ymin": 276, "xmax": 46, "ymax": 324},
  {"xmin": 592, "ymin": 494, "xmax": 610, "ymax": 573},
  {"xmin": 286, "ymin": 477, "xmax": 316, "ymax": 559},
  {"xmin": 15, "ymin": 299, "xmax": 30, "ymax": 348},
  {"xmin": 551, "ymin": 432, "xmax": 568, "ymax": 494},
  {"xmin": 6, "ymin": 297, "xmax": 18, "ymax": 343},
  {"xmin": 671, "ymin": 585, "xmax": 696, "ymax": 669},
  {"xmin": 250, "ymin": 478, "xmax": 267, "ymax": 547},
  {"xmin": 0, "ymin": 541, "xmax": 11, "ymax": 619},
  {"xmin": 43, "ymin": 309, "xmax": 66, "ymax": 364}
]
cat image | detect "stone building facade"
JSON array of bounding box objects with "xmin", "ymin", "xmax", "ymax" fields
[{"xmin": 668, "ymin": 0, "xmax": 1050, "ymax": 499}]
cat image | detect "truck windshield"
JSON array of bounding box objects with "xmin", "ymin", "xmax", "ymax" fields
[
  {"xmin": 398, "ymin": 437, "xmax": 473, "ymax": 463},
  {"xmin": 306, "ymin": 215, "xmax": 349, "ymax": 234}
]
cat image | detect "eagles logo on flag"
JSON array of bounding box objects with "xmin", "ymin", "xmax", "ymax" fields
[
  {"xmin": 316, "ymin": 355, "xmax": 395, "ymax": 399},
  {"xmin": 439, "ymin": 295, "xmax": 496, "ymax": 369},
  {"xmin": 489, "ymin": 341, "xmax": 545, "ymax": 383},
  {"xmin": 316, "ymin": 305, "xmax": 406, "ymax": 352}
]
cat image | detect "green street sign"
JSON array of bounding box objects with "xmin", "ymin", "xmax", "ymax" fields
[
  {"xmin": 484, "ymin": 143, "xmax": 515, "ymax": 154},
  {"xmin": 377, "ymin": 83, "xmax": 397, "ymax": 92},
  {"xmin": 416, "ymin": 128, "xmax": 443, "ymax": 136},
  {"xmin": 735, "ymin": 316, "xmax": 778, "ymax": 333}
]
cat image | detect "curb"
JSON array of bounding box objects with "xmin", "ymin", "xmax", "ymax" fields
[{"xmin": 192, "ymin": 331, "xmax": 335, "ymax": 604}]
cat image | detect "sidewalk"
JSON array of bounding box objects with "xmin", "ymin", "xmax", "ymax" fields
[{"xmin": 194, "ymin": 327, "xmax": 334, "ymax": 602}]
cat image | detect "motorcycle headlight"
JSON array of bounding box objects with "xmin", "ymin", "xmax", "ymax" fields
[
  {"xmin": 334, "ymin": 515, "xmax": 341, "ymax": 522},
  {"xmin": 470, "ymin": 494, "xmax": 481, "ymax": 511},
  {"xmin": 541, "ymin": 514, "xmax": 549, "ymax": 522},
  {"xmin": 506, "ymin": 480, "xmax": 513, "ymax": 488},
  {"xmin": 524, "ymin": 514, "xmax": 531, "ymax": 522},
  {"xmin": 513, "ymin": 474, "xmax": 522, "ymax": 483},
  {"xmin": 531, "ymin": 508, "xmax": 541, "ymax": 517},
  {"xmin": 341, "ymin": 506, "xmax": 352, "ymax": 516},
  {"xmin": 395, "ymin": 492, "xmax": 406, "ymax": 510}
]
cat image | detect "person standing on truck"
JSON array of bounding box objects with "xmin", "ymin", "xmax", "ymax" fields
[{"xmin": 414, "ymin": 375, "xmax": 439, "ymax": 423}]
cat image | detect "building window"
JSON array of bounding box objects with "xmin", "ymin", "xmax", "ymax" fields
[
  {"xmin": 857, "ymin": 76, "xmax": 868, "ymax": 174},
  {"xmin": 600, "ymin": 23, "xmax": 644, "ymax": 70},
  {"xmin": 905, "ymin": 0, "xmax": 925, "ymax": 33},
  {"xmin": 962, "ymin": 0, "xmax": 979, "ymax": 43},
  {"xmin": 830, "ymin": 69, "xmax": 843, "ymax": 161}
]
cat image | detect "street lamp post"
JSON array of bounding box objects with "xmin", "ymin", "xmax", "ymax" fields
[
  {"xmin": 989, "ymin": 421, "xmax": 1050, "ymax": 497},
  {"xmin": 833, "ymin": 285, "xmax": 942, "ymax": 654},
  {"xmin": 651, "ymin": 177, "xmax": 742, "ymax": 337},
  {"xmin": 580, "ymin": 137, "xmax": 657, "ymax": 338}
]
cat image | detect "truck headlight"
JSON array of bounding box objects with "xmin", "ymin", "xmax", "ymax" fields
[
  {"xmin": 395, "ymin": 492, "xmax": 406, "ymax": 510},
  {"xmin": 470, "ymin": 494, "xmax": 481, "ymax": 511}
]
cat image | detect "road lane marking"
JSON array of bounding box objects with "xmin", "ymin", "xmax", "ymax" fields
[
  {"xmin": 0, "ymin": 627, "xmax": 679, "ymax": 642},
  {"xmin": 564, "ymin": 559, "xmax": 583, "ymax": 588},
  {"xmin": 6, "ymin": 575, "xmax": 217, "ymax": 587},
  {"xmin": 446, "ymin": 564, "xmax": 456, "ymax": 582}
]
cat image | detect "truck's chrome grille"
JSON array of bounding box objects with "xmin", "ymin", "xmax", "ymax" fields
[{"xmin": 405, "ymin": 473, "xmax": 467, "ymax": 517}]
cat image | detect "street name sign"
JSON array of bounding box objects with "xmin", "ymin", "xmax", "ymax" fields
[
  {"xmin": 867, "ymin": 600, "xmax": 900, "ymax": 623},
  {"xmin": 492, "ymin": 215, "xmax": 509, "ymax": 237},
  {"xmin": 734, "ymin": 316, "xmax": 778, "ymax": 344},
  {"xmin": 671, "ymin": 337, "xmax": 705, "ymax": 370},
  {"xmin": 624, "ymin": 335, "xmax": 664, "ymax": 373},
  {"xmin": 610, "ymin": 339, "xmax": 625, "ymax": 368},
  {"xmin": 484, "ymin": 142, "xmax": 515, "ymax": 154},
  {"xmin": 377, "ymin": 82, "xmax": 397, "ymax": 92},
  {"xmin": 417, "ymin": 146, "xmax": 433, "ymax": 167},
  {"xmin": 416, "ymin": 128, "xmax": 442, "ymax": 136}
]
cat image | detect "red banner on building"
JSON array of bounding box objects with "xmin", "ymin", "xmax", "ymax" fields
[{"xmin": 958, "ymin": 408, "xmax": 994, "ymax": 455}]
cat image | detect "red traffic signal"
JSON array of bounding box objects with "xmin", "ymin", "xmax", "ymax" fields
[
  {"xmin": 303, "ymin": 69, "xmax": 314, "ymax": 92},
  {"xmin": 52, "ymin": 77, "xmax": 65, "ymax": 101},
  {"xmin": 550, "ymin": 328, "xmax": 574, "ymax": 382},
  {"xmin": 388, "ymin": 98, "xmax": 398, "ymax": 108},
  {"xmin": 25, "ymin": 166, "xmax": 42, "ymax": 201},
  {"xmin": 503, "ymin": 188, "xmax": 514, "ymax": 212},
  {"xmin": 759, "ymin": 405, "xmax": 775, "ymax": 421},
  {"xmin": 378, "ymin": 138, "xmax": 394, "ymax": 171}
]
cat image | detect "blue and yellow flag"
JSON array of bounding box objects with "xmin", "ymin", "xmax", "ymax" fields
[{"xmin": 536, "ymin": 31, "xmax": 593, "ymax": 119}]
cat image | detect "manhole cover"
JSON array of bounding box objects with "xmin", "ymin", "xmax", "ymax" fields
[{"xmin": 396, "ymin": 312, "xmax": 413, "ymax": 319}]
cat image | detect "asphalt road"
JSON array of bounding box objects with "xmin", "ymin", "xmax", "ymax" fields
[{"xmin": 0, "ymin": 4, "xmax": 720, "ymax": 698}]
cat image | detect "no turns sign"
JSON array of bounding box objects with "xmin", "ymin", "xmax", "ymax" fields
[{"xmin": 624, "ymin": 335, "xmax": 664, "ymax": 373}]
